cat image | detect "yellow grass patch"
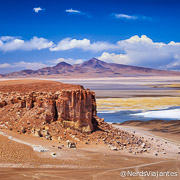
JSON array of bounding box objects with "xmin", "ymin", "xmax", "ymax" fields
[
  {"xmin": 146, "ymin": 84, "xmax": 180, "ymax": 88},
  {"xmin": 162, "ymin": 84, "xmax": 180, "ymax": 88},
  {"xmin": 97, "ymin": 97, "xmax": 180, "ymax": 111}
]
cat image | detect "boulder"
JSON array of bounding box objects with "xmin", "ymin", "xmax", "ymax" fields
[{"xmin": 67, "ymin": 142, "xmax": 77, "ymax": 148}]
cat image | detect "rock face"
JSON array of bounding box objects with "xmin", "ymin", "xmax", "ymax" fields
[
  {"xmin": 0, "ymin": 80, "xmax": 148, "ymax": 154},
  {"xmin": 0, "ymin": 80, "xmax": 97, "ymax": 133},
  {"xmin": 56, "ymin": 90, "xmax": 96, "ymax": 132}
]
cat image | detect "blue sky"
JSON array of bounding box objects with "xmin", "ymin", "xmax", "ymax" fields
[{"xmin": 0, "ymin": 0, "xmax": 180, "ymax": 73}]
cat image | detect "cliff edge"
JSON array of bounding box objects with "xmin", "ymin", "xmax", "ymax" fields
[
  {"xmin": 0, "ymin": 79, "xmax": 97, "ymax": 133},
  {"xmin": 0, "ymin": 80, "xmax": 146, "ymax": 152}
]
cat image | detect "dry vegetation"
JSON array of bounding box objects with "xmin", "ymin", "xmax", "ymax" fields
[
  {"xmin": 97, "ymin": 97, "xmax": 180, "ymax": 111},
  {"xmin": 146, "ymin": 83, "xmax": 180, "ymax": 88}
]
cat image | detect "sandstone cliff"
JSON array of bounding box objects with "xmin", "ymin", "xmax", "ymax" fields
[
  {"xmin": 0, "ymin": 80, "xmax": 146, "ymax": 152},
  {"xmin": 0, "ymin": 80, "xmax": 97, "ymax": 133}
]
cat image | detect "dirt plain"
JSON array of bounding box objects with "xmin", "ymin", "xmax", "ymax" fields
[
  {"xmin": 0, "ymin": 123, "xmax": 179, "ymax": 180},
  {"xmin": 0, "ymin": 78, "xmax": 180, "ymax": 180}
]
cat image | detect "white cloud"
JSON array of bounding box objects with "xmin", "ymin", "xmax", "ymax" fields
[
  {"xmin": 97, "ymin": 35, "xmax": 180, "ymax": 69},
  {"xmin": 0, "ymin": 61, "xmax": 47, "ymax": 72},
  {"xmin": 112, "ymin": 13, "xmax": 150, "ymax": 21},
  {"xmin": 113, "ymin": 13, "xmax": 138, "ymax": 20},
  {"xmin": 65, "ymin": 8, "xmax": 81, "ymax": 13},
  {"xmin": 15, "ymin": 61, "xmax": 47, "ymax": 70},
  {"xmin": 0, "ymin": 63, "xmax": 11, "ymax": 68},
  {"xmin": 0, "ymin": 36, "xmax": 16, "ymax": 41},
  {"xmin": 97, "ymin": 52, "xmax": 131, "ymax": 64},
  {"xmin": 75, "ymin": 59, "xmax": 84, "ymax": 64},
  {"xmin": 1, "ymin": 35, "xmax": 180, "ymax": 70},
  {"xmin": 50, "ymin": 38, "xmax": 117, "ymax": 52},
  {"xmin": 33, "ymin": 7, "xmax": 44, "ymax": 13},
  {"xmin": 0, "ymin": 36, "xmax": 53, "ymax": 52},
  {"xmin": 49, "ymin": 36, "xmax": 180, "ymax": 69},
  {"xmin": 123, "ymin": 35, "xmax": 153, "ymax": 44},
  {"xmin": 0, "ymin": 58, "xmax": 85, "ymax": 73},
  {"xmin": 65, "ymin": 8, "xmax": 91, "ymax": 18},
  {"xmin": 47, "ymin": 57, "xmax": 84, "ymax": 65},
  {"xmin": 0, "ymin": 61, "xmax": 46, "ymax": 70}
]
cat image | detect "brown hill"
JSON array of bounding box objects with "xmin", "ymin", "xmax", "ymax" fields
[{"xmin": 2, "ymin": 58, "xmax": 180, "ymax": 78}]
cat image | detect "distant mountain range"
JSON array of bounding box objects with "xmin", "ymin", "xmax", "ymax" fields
[{"xmin": 1, "ymin": 58, "xmax": 180, "ymax": 78}]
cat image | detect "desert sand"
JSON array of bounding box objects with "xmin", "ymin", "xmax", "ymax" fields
[
  {"xmin": 0, "ymin": 78, "xmax": 180, "ymax": 179},
  {"xmin": 0, "ymin": 122, "xmax": 180, "ymax": 179}
]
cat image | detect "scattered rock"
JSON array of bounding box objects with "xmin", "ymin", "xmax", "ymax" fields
[
  {"xmin": 21, "ymin": 127, "xmax": 26, "ymax": 133},
  {"xmin": 51, "ymin": 152, "xmax": 57, "ymax": 157},
  {"xmin": 141, "ymin": 143, "xmax": 146, "ymax": 148},
  {"xmin": 34, "ymin": 129, "xmax": 42, "ymax": 137},
  {"xmin": 110, "ymin": 145, "xmax": 118, "ymax": 151},
  {"xmin": 67, "ymin": 142, "xmax": 77, "ymax": 148},
  {"xmin": 32, "ymin": 145, "xmax": 48, "ymax": 152}
]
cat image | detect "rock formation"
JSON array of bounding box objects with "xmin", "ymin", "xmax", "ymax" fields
[
  {"xmin": 0, "ymin": 80, "xmax": 97, "ymax": 133},
  {"xmin": 0, "ymin": 80, "xmax": 147, "ymax": 153}
]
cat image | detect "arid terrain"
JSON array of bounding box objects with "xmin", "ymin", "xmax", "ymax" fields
[
  {"xmin": 1, "ymin": 0, "xmax": 180, "ymax": 179},
  {"xmin": 0, "ymin": 120, "xmax": 180, "ymax": 180},
  {"xmin": 0, "ymin": 79, "xmax": 180, "ymax": 180}
]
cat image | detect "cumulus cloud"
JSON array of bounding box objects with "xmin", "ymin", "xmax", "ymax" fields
[
  {"xmin": 16, "ymin": 61, "xmax": 47, "ymax": 70},
  {"xmin": 0, "ymin": 36, "xmax": 53, "ymax": 52},
  {"xmin": 48, "ymin": 35, "xmax": 180, "ymax": 69},
  {"xmin": 98, "ymin": 35, "xmax": 180, "ymax": 69},
  {"xmin": 97, "ymin": 52, "xmax": 131, "ymax": 64},
  {"xmin": 0, "ymin": 61, "xmax": 47, "ymax": 74},
  {"xmin": 47, "ymin": 57, "xmax": 84, "ymax": 65},
  {"xmin": 50, "ymin": 38, "xmax": 117, "ymax": 52},
  {"xmin": 0, "ymin": 61, "xmax": 47, "ymax": 70},
  {"xmin": 0, "ymin": 36, "xmax": 16, "ymax": 41},
  {"xmin": 65, "ymin": 8, "xmax": 81, "ymax": 13},
  {"xmin": 33, "ymin": 7, "xmax": 44, "ymax": 13},
  {"xmin": 0, "ymin": 58, "xmax": 85, "ymax": 73},
  {"xmin": 0, "ymin": 63, "xmax": 10, "ymax": 68},
  {"xmin": 1, "ymin": 35, "xmax": 180, "ymax": 70}
]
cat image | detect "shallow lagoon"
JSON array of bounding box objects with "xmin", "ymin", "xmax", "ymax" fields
[
  {"xmin": 98, "ymin": 106, "xmax": 180, "ymax": 123},
  {"xmin": 56, "ymin": 78, "xmax": 180, "ymax": 122}
]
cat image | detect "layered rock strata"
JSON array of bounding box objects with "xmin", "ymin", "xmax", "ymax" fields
[
  {"xmin": 0, "ymin": 80, "xmax": 147, "ymax": 153},
  {"xmin": 0, "ymin": 89, "xmax": 97, "ymax": 133}
]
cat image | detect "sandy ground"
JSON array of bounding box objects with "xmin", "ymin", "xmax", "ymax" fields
[
  {"xmin": 0, "ymin": 125, "xmax": 179, "ymax": 180},
  {"xmin": 113, "ymin": 124, "xmax": 180, "ymax": 159},
  {"xmin": 119, "ymin": 120, "xmax": 180, "ymax": 142},
  {"xmin": 0, "ymin": 77, "xmax": 180, "ymax": 179}
]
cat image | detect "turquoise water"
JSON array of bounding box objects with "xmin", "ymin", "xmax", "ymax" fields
[{"xmin": 97, "ymin": 106, "xmax": 180, "ymax": 123}]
